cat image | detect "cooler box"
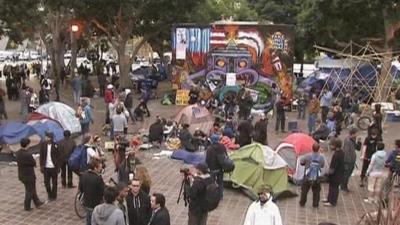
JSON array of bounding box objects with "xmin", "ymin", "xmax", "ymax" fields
[{"xmin": 288, "ymin": 121, "xmax": 299, "ymax": 132}]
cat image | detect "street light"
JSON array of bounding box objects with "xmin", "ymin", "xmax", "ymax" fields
[{"xmin": 71, "ymin": 24, "xmax": 79, "ymax": 33}]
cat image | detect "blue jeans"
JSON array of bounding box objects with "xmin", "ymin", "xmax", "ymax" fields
[
  {"xmin": 308, "ymin": 114, "xmax": 316, "ymax": 134},
  {"xmin": 86, "ymin": 208, "xmax": 93, "ymax": 225}
]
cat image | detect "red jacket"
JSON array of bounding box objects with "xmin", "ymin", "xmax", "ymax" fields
[{"xmin": 104, "ymin": 89, "xmax": 114, "ymax": 103}]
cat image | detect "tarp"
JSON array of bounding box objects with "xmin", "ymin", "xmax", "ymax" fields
[
  {"xmin": 36, "ymin": 102, "xmax": 81, "ymax": 134},
  {"xmin": 225, "ymin": 143, "xmax": 295, "ymax": 200},
  {"xmin": 27, "ymin": 119, "xmax": 64, "ymax": 142},
  {"xmin": 174, "ymin": 105, "xmax": 213, "ymax": 134},
  {"xmin": 0, "ymin": 122, "xmax": 35, "ymax": 144},
  {"xmin": 171, "ymin": 149, "xmax": 205, "ymax": 165}
]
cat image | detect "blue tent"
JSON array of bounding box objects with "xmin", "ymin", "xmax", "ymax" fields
[
  {"xmin": 0, "ymin": 122, "xmax": 36, "ymax": 145},
  {"xmin": 29, "ymin": 120, "xmax": 64, "ymax": 142}
]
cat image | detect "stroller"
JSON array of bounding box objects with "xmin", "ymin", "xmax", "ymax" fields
[{"xmin": 140, "ymin": 78, "xmax": 158, "ymax": 101}]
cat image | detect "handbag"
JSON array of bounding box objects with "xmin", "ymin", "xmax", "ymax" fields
[{"xmin": 222, "ymin": 155, "xmax": 235, "ymax": 173}]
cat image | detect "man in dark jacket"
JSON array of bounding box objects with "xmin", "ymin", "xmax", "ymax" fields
[
  {"xmin": 57, "ymin": 130, "xmax": 76, "ymax": 188},
  {"xmin": 206, "ymin": 134, "xmax": 227, "ymax": 198},
  {"xmin": 79, "ymin": 158, "xmax": 105, "ymax": 225},
  {"xmin": 149, "ymin": 118, "xmax": 164, "ymax": 145},
  {"xmin": 275, "ymin": 97, "xmax": 286, "ymax": 133},
  {"xmin": 341, "ymin": 128, "xmax": 361, "ymax": 192},
  {"xmin": 188, "ymin": 163, "xmax": 213, "ymax": 225},
  {"xmin": 237, "ymin": 120, "xmax": 253, "ymax": 147},
  {"xmin": 127, "ymin": 178, "xmax": 152, "ymax": 225},
  {"xmin": 16, "ymin": 138, "xmax": 44, "ymax": 211},
  {"xmin": 148, "ymin": 193, "xmax": 170, "ymax": 225},
  {"xmin": 179, "ymin": 124, "xmax": 198, "ymax": 152},
  {"xmin": 253, "ymin": 114, "xmax": 268, "ymax": 145},
  {"xmin": 39, "ymin": 132, "xmax": 60, "ymax": 201},
  {"xmin": 323, "ymin": 138, "xmax": 345, "ymax": 207},
  {"xmin": 124, "ymin": 89, "xmax": 135, "ymax": 122}
]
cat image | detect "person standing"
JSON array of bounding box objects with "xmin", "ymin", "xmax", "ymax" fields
[
  {"xmin": 16, "ymin": 138, "xmax": 44, "ymax": 211},
  {"xmin": 148, "ymin": 193, "xmax": 171, "ymax": 225},
  {"xmin": 105, "ymin": 84, "xmax": 115, "ymax": 124},
  {"xmin": 80, "ymin": 99, "xmax": 94, "ymax": 135},
  {"xmin": 91, "ymin": 186, "xmax": 125, "ymax": 225},
  {"xmin": 341, "ymin": 128, "xmax": 361, "ymax": 192},
  {"xmin": 299, "ymin": 143, "xmax": 325, "ymax": 208},
  {"xmin": 253, "ymin": 114, "xmax": 268, "ymax": 145},
  {"xmin": 308, "ymin": 94, "xmax": 320, "ymax": 134},
  {"xmin": 323, "ymin": 138, "xmax": 345, "ymax": 207},
  {"xmin": 360, "ymin": 128, "xmax": 381, "ymax": 187},
  {"xmin": 275, "ymin": 96, "xmax": 286, "ymax": 133},
  {"xmin": 124, "ymin": 88, "xmax": 135, "ymax": 122},
  {"xmin": 320, "ymin": 88, "xmax": 332, "ymax": 123},
  {"xmin": 297, "ymin": 92, "xmax": 307, "ymax": 120},
  {"xmin": 97, "ymin": 72, "xmax": 107, "ymax": 97},
  {"xmin": 57, "ymin": 130, "xmax": 76, "ymax": 188},
  {"xmin": 79, "ymin": 158, "xmax": 105, "ymax": 225},
  {"xmin": 127, "ymin": 178, "xmax": 152, "ymax": 225},
  {"xmin": 112, "ymin": 107, "xmax": 128, "ymax": 137},
  {"xmin": 243, "ymin": 185, "xmax": 283, "ymax": 225},
  {"xmin": 116, "ymin": 182, "xmax": 130, "ymax": 225},
  {"xmin": 39, "ymin": 132, "xmax": 60, "ymax": 201},
  {"xmin": 71, "ymin": 74, "xmax": 82, "ymax": 104},
  {"xmin": 0, "ymin": 87, "xmax": 8, "ymax": 123},
  {"xmin": 206, "ymin": 134, "xmax": 228, "ymax": 199},
  {"xmin": 188, "ymin": 163, "xmax": 214, "ymax": 225}
]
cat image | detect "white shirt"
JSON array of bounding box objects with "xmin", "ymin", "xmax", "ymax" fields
[
  {"xmin": 86, "ymin": 146, "xmax": 99, "ymax": 164},
  {"xmin": 243, "ymin": 200, "xmax": 283, "ymax": 225},
  {"xmin": 45, "ymin": 144, "xmax": 55, "ymax": 168}
]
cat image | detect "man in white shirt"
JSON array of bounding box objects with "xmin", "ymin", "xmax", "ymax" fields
[
  {"xmin": 39, "ymin": 132, "xmax": 60, "ymax": 201},
  {"xmin": 243, "ymin": 185, "xmax": 283, "ymax": 225}
]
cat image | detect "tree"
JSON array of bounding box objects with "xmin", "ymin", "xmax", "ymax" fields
[
  {"xmin": 298, "ymin": 0, "xmax": 400, "ymax": 100},
  {"xmin": 78, "ymin": 0, "xmax": 202, "ymax": 89}
]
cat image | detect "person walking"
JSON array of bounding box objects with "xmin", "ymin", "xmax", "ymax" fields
[
  {"xmin": 71, "ymin": 73, "xmax": 82, "ymax": 104},
  {"xmin": 80, "ymin": 99, "xmax": 94, "ymax": 135},
  {"xmin": 299, "ymin": 143, "xmax": 325, "ymax": 208},
  {"xmin": 360, "ymin": 128, "xmax": 381, "ymax": 187},
  {"xmin": 57, "ymin": 130, "xmax": 76, "ymax": 188},
  {"xmin": 91, "ymin": 186, "xmax": 125, "ymax": 225},
  {"xmin": 320, "ymin": 88, "xmax": 332, "ymax": 123},
  {"xmin": 16, "ymin": 138, "xmax": 45, "ymax": 211},
  {"xmin": 116, "ymin": 182, "xmax": 130, "ymax": 225},
  {"xmin": 323, "ymin": 138, "xmax": 345, "ymax": 207},
  {"xmin": 79, "ymin": 158, "xmax": 105, "ymax": 225},
  {"xmin": 341, "ymin": 128, "xmax": 361, "ymax": 192},
  {"xmin": 188, "ymin": 163, "xmax": 214, "ymax": 225},
  {"xmin": 308, "ymin": 94, "xmax": 320, "ymax": 134},
  {"xmin": 243, "ymin": 185, "xmax": 283, "ymax": 225},
  {"xmin": 364, "ymin": 142, "xmax": 387, "ymax": 203},
  {"xmin": 39, "ymin": 132, "xmax": 60, "ymax": 201},
  {"xmin": 148, "ymin": 193, "xmax": 170, "ymax": 225}
]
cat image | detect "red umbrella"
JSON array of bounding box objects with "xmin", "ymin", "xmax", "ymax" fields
[{"xmin": 282, "ymin": 133, "xmax": 316, "ymax": 155}]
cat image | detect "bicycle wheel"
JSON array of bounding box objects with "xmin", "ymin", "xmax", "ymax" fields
[
  {"xmin": 357, "ymin": 116, "xmax": 371, "ymax": 130},
  {"xmin": 74, "ymin": 192, "xmax": 86, "ymax": 219}
]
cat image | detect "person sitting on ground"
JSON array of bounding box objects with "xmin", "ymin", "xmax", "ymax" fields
[
  {"xmin": 134, "ymin": 100, "xmax": 150, "ymax": 121},
  {"xmin": 179, "ymin": 124, "xmax": 198, "ymax": 152},
  {"xmin": 209, "ymin": 122, "xmax": 221, "ymax": 136},
  {"xmin": 193, "ymin": 128, "xmax": 208, "ymax": 150},
  {"xmin": 149, "ymin": 117, "xmax": 164, "ymax": 146}
]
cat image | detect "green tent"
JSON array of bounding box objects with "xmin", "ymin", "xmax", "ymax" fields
[{"xmin": 225, "ymin": 143, "xmax": 295, "ymax": 200}]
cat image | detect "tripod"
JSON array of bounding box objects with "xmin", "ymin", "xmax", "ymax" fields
[{"xmin": 177, "ymin": 175, "xmax": 191, "ymax": 206}]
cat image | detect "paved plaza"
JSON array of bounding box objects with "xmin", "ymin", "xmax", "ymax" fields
[{"xmin": 0, "ymin": 78, "xmax": 397, "ymax": 225}]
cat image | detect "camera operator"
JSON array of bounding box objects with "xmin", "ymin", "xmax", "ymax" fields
[
  {"xmin": 205, "ymin": 133, "xmax": 227, "ymax": 198},
  {"xmin": 188, "ymin": 163, "xmax": 213, "ymax": 225}
]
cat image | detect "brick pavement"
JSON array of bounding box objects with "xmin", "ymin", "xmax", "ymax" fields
[{"xmin": 0, "ymin": 77, "xmax": 396, "ymax": 225}]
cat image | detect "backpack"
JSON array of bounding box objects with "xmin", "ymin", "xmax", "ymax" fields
[
  {"xmin": 392, "ymin": 150, "xmax": 400, "ymax": 174},
  {"xmin": 221, "ymin": 155, "xmax": 235, "ymax": 173},
  {"xmin": 68, "ymin": 145, "xmax": 88, "ymax": 171},
  {"xmin": 305, "ymin": 154, "xmax": 322, "ymax": 182},
  {"xmin": 205, "ymin": 181, "xmax": 221, "ymax": 211}
]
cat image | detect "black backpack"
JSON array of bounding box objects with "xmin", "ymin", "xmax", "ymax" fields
[{"xmin": 205, "ymin": 181, "xmax": 221, "ymax": 211}]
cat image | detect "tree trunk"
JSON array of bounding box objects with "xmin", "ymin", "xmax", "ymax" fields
[{"xmin": 116, "ymin": 42, "xmax": 131, "ymax": 90}]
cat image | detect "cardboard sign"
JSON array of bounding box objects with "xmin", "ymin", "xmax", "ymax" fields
[
  {"xmin": 226, "ymin": 73, "xmax": 236, "ymax": 86},
  {"xmin": 175, "ymin": 89, "xmax": 190, "ymax": 105}
]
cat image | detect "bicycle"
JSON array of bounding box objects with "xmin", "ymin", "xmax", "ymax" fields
[{"xmin": 74, "ymin": 191, "xmax": 86, "ymax": 219}]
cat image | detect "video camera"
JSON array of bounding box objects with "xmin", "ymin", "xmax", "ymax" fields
[
  {"xmin": 179, "ymin": 167, "xmax": 191, "ymax": 177},
  {"xmin": 177, "ymin": 167, "xmax": 192, "ymax": 206}
]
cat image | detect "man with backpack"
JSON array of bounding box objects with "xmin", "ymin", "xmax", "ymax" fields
[
  {"xmin": 385, "ymin": 139, "xmax": 400, "ymax": 187},
  {"xmin": 188, "ymin": 163, "xmax": 217, "ymax": 225},
  {"xmin": 299, "ymin": 143, "xmax": 325, "ymax": 208}
]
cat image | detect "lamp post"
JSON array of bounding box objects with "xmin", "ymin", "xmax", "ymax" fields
[{"xmin": 70, "ymin": 24, "xmax": 79, "ymax": 77}]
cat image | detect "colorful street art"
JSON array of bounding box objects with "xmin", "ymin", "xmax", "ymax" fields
[{"xmin": 171, "ymin": 22, "xmax": 294, "ymax": 108}]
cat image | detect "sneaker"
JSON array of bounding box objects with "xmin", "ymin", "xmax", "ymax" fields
[
  {"xmin": 35, "ymin": 201, "xmax": 45, "ymax": 208},
  {"xmin": 322, "ymin": 199, "xmax": 329, "ymax": 203},
  {"xmin": 323, "ymin": 202, "xmax": 334, "ymax": 207},
  {"xmin": 24, "ymin": 207, "xmax": 33, "ymax": 211}
]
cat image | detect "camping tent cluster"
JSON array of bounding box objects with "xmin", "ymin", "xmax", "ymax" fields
[{"xmin": 0, "ymin": 102, "xmax": 80, "ymax": 155}]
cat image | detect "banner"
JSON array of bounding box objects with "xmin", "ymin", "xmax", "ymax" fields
[
  {"xmin": 176, "ymin": 28, "xmax": 187, "ymax": 60},
  {"xmin": 175, "ymin": 89, "xmax": 190, "ymax": 105},
  {"xmin": 226, "ymin": 73, "xmax": 236, "ymax": 86}
]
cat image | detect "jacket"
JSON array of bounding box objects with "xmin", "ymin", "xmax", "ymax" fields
[
  {"xmin": 105, "ymin": 89, "xmax": 114, "ymax": 103},
  {"xmin": 57, "ymin": 138, "xmax": 76, "ymax": 163},
  {"xmin": 179, "ymin": 128, "xmax": 196, "ymax": 152},
  {"xmin": 206, "ymin": 143, "xmax": 227, "ymax": 172},
  {"xmin": 308, "ymin": 99, "xmax": 320, "ymax": 114},
  {"xmin": 92, "ymin": 203, "xmax": 125, "ymax": 225},
  {"xmin": 366, "ymin": 150, "xmax": 387, "ymax": 177},
  {"xmin": 16, "ymin": 149, "xmax": 36, "ymax": 183},
  {"xmin": 126, "ymin": 191, "xmax": 151, "ymax": 225},
  {"xmin": 189, "ymin": 174, "xmax": 213, "ymax": 216},
  {"xmin": 80, "ymin": 104, "xmax": 93, "ymax": 124},
  {"xmin": 343, "ymin": 136, "xmax": 359, "ymax": 164},
  {"xmin": 79, "ymin": 170, "xmax": 105, "ymax": 209},
  {"xmin": 253, "ymin": 119, "xmax": 268, "ymax": 145},
  {"xmin": 148, "ymin": 207, "xmax": 170, "ymax": 225},
  {"xmin": 39, "ymin": 142, "xmax": 60, "ymax": 170},
  {"xmin": 243, "ymin": 199, "xmax": 283, "ymax": 225},
  {"xmin": 71, "ymin": 77, "xmax": 82, "ymax": 92},
  {"xmin": 328, "ymin": 149, "xmax": 345, "ymax": 184},
  {"xmin": 124, "ymin": 93, "xmax": 133, "ymax": 109},
  {"xmin": 149, "ymin": 121, "xmax": 164, "ymax": 143},
  {"xmin": 320, "ymin": 91, "xmax": 332, "ymax": 107}
]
